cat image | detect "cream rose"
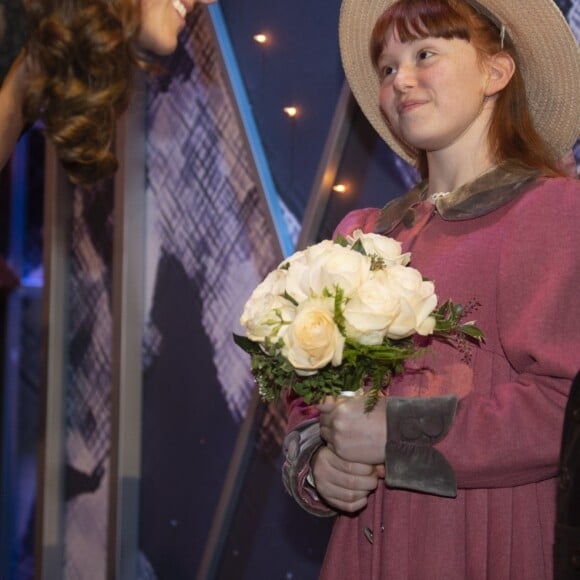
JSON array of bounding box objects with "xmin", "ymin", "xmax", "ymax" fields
[
  {"xmin": 240, "ymin": 292, "xmax": 295, "ymax": 343},
  {"xmin": 343, "ymin": 270, "xmax": 401, "ymax": 345},
  {"xmin": 347, "ymin": 229, "xmax": 411, "ymax": 266},
  {"xmin": 383, "ymin": 265, "xmax": 437, "ymax": 339},
  {"xmin": 281, "ymin": 242, "xmax": 338, "ymax": 303},
  {"xmin": 278, "ymin": 246, "xmax": 308, "ymax": 269},
  {"xmin": 284, "ymin": 259, "xmax": 311, "ymax": 304},
  {"xmin": 282, "ymin": 298, "xmax": 345, "ymax": 374},
  {"xmin": 244, "ymin": 268, "xmax": 288, "ymax": 304},
  {"xmin": 307, "ymin": 243, "xmax": 371, "ymax": 298}
]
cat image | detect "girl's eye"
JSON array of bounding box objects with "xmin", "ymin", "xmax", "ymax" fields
[
  {"xmin": 417, "ymin": 50, "xmax": 434, "ymax": 62},
  {"xmin": 381, "ymin": 65, "xmax": 396, "ymax": 79}
]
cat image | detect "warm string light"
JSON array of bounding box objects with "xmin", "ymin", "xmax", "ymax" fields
[
  {"xmin": 283, "ymin": 106, "xmax": 299, "ymax": 118},
  {"xmin": 253, "ymin": 33, "xmax": 270, "ymax": 103},
  {"xmin": 282, "ymin": 107, "xmax": 299, "ymax": 190},
  {"xmin": 253, "ymin": 31, "xmax": 353, "ymax": 201}
]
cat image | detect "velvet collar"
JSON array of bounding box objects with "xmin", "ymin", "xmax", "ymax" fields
[{"xmin": 375, "ymin": 164, "xmax": 541, "ymax": 235}]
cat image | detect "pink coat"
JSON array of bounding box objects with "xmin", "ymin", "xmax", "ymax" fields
[{"xmin": 285, "ymin": 171, "xmax": 580, "ymax": 580}]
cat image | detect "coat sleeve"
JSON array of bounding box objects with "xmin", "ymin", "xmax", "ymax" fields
[
  {"xmin": 436, "ymin": 178, "xmax": 580, "ymax": 489},
  {"xmin": 282, "ymin": 393, "xmax": 335, "ymax": 517}
]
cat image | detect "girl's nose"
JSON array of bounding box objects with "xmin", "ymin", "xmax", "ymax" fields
[{"xmin": 393, "ymin": 64, "xmax": 416, "ymax": 92}]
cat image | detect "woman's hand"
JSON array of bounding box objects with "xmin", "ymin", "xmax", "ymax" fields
[
  {"xmin": 318, "ymin": 393, "xmax": 387, "ymax": 465},
  {"xmin": 311, "ymin": 446, "xmax": 382, "ymax": 513}
]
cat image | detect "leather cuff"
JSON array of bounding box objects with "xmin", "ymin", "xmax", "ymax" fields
[
  {"xmin": 282, "ymin": 419, "xmax": 336, "ymax": 517},
  {"xmin": 385, "ymin": 395, "xmax": 458, "ymax": 498}
]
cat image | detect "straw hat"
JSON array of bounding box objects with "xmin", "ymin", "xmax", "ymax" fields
[{"xmin": 339, "ymin": 0, "xmax": 580, "ymax": 163}]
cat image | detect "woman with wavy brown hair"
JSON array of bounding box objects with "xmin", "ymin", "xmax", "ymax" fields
[{"xmin": 0, "ymin": 0, "xmax": 215, "ymax": 184}]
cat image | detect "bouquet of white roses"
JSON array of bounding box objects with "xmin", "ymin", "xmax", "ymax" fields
[{"xmin": 234, "ymin": 230, "xmax": 483, "ymax": 410}]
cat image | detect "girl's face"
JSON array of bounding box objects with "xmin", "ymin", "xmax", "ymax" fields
[
  {"xmin": 139, "ymin": 0, "xmax": 216, "ymax": 55},
  {"xmin": 377, "ymin": 26, "xmax": 491, "ymax": 155}
]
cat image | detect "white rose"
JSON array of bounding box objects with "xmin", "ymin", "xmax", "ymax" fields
[
  {"xmin": 347, "ymin": 229, "xmax": 411, "ymax": 266},
  {"xmin": 278, "ymin": 247, "xmax": 308, "ymax": 269},
  {"xmin": 302, "ymin": 239, "xmax": 337, "ymax": 263},
  {"xmin": 244, "ymin": 268, "xmax": 288, "ymax": 304},
  {"xmin": 239, "ymin": 269, "xmax": 287, "ymax": 338},
  {"xmin": 281, "ymin": 241, "xmax": 337, "ymax": 304},
  {"xmin": 284, "ymin": 259, "xmax": 311, "ymax": 304},
  {"xmin": 383, "ymin": 265, "xmax": 438, "ymax": 339},
  {"xmin": 307, "ymin": 242, "xmax": 372, "ymax": 298},
  {"xmin": 240, "ymin": 293, "xmax": 296, "ymax": 343},
  {"xmin": 282, "ymin": 298, "xmax": 345, "ymax": 374},
  {"xmin": 343, "ymin": 270, "xmax": 401, "ymax": 345}
]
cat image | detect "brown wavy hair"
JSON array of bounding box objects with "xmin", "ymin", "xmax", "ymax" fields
[
  {"xmin": 370, "ymin": 0, "xmax": 565, "ymax": 179},
  {"xmin": 23, "ymin": 0, "xmax": 148, "ymax": 184}
]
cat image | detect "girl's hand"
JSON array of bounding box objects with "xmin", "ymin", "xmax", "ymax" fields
[
  {"xmin": 311, "ymin": 446, "xmax": 381, "ymax": 513},
  {"xmin": 318, "ymin": 393, "xmax": 387, "ymax": 465}
]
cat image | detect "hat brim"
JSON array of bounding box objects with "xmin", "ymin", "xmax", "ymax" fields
[{"xmin": 340, "ymin": 0, "xmax": 580, "ymax": 163}]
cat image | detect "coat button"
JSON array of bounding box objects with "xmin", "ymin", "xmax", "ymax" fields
[
  {"xmin": 363, "ymin": 527, "xmax": 374, "ymax": 544},
  {"xmin": 572, "ymin": 406, "xmax": 580, "ymax": 423}
]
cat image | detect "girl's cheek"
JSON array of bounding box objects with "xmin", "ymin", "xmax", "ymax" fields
[{"xmin": 379, "ymin": 88, "xmax": 395, "ymax": 117}]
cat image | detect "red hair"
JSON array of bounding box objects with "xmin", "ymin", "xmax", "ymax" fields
[{"xmin": 370, "ymin": 0, "xmax": 564, "ymax": 178}]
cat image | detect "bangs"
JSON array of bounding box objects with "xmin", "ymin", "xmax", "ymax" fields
[{"xmin": 371, "ymin": 0, "xmax": 471, "ymax": 66}]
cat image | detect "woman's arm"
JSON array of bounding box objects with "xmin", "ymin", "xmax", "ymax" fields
[{"xmin": 0, "ymin": 50, "xmax": 31, "ymax": 170}]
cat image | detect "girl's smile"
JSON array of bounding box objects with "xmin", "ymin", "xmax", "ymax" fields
[{"xmin": 397, "ymin": 98, "xmax": 429, "ymax": 115}]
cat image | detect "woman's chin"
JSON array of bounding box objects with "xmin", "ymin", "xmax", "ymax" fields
[{"xmin": 138, "ymin": 33, "xmax": 180, "ymax": 56}]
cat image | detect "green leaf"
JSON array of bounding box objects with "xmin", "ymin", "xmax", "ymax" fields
[
  {"xmin": 350, "ymin": 239, "xmax": 367, "ymax": 256},
  {"xmin": 283, "ymin": 291, "xmax": 299, "ymax": 307},
  {"xmin": 233, "ymin": 333, "xmax": 262, "ymax": 354},
  {"xmin": 333, "ymin": 287, "xmax": 346, "ymax": 335},
  {"xmin": 452, "ymin": 302, "xmax": 464, "ymax": 318},
  {"xmin": 457, "ymin": 324, "xmax": 485, "ymax": 341}
]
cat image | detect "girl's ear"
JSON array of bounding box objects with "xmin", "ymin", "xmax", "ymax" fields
[{"xmin": 484, "ymin": 52, "xmax": 516, "ymax": 97}]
